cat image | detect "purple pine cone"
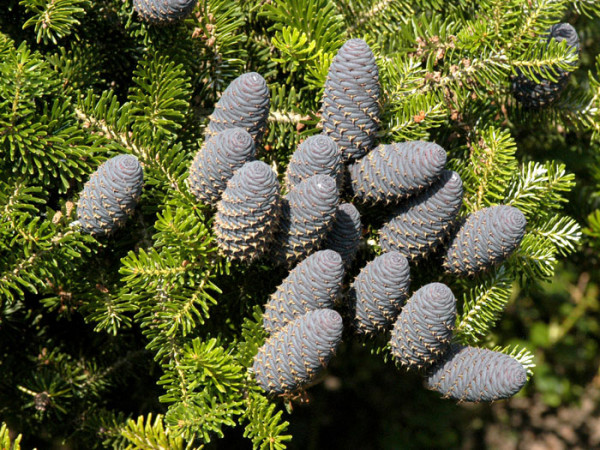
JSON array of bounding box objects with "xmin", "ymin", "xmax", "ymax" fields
[
  {"xmin": 322, "ymin": 203, "xmax": 362, "ymax": 267},
  {"xmin": 77, "ymin": 154, "xmax": 144, "ymax": 236},
  {"xmin": 348, "ymin": 141, "xmax": 447, "ymax": 205},
  {"xmin": 320, "ymin": 39, "xmax": 380, "ymax": 162},
  {"xmin": 253, "ymin": 309, "xmax": 344, "ymax": 395},
  {"xmin": 133, "ymin": 0, "xmax": 197, "ymax": 24},
  {"xmin": 207, "ymin": 73, "xmax": 270, "ymax": 143},
  {"xmin": 379, "ymin": 170, "xmax": 463, "ymax": 261},
  {"xmin": 426, "ymin": 345, "xmax": 528, "ymax": 402},
  {"xmin": 390, "ymin": 283, "xmax": 456, "ymax": 369},
  {"xmin": 188, "ymin": 128, "xmax": 256, "ymax": 205},
  {"xmin": 214, "ymin": 161, "xmax": 281, "ymax": 262},
  {"xmin": 512, "ymin": 23, "xmax": 580, "ymax": 109},
  {"xmin": 285, "ymin": 135, "xmax": 343, "ymax": 190},
  {"xmin": 443, "ymin": 205, "xmax": 527, "ymax": 276},
  {"xmin": 349, "ymin": 252, "xmax": 411, "ymax": 335},
  {"xmin": 263, "ymin": 250, "xmax": 345, "ymax": 334},
  {"xmin": 271, "ymin": 175, "xmax": 339, "ymax": 267}
]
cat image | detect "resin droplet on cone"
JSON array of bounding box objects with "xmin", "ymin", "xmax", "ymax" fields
[
  {"xmin": 77, "ymin": 154, "xmax": 144, "ymax": 236},
  {"xmin": 253, "ymin": 309, "xmax": 343, "ymax": 395},
  {"xmin": 262, "ymin": 250, "xmax": 345, "ymax": 334}
]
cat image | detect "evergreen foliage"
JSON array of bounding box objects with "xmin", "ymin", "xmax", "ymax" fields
[{"xmin": 0, "ymin": 0, "xmax": 596, "ymax": 447}]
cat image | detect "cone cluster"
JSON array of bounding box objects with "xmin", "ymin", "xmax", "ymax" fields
[
  {"xmin": 262, "ymin": 250, "xmax": 345, "ymax": 334},
  {"xmin": 426, "ymin": 345, "xmax": 528, "ymax": 402},
  {"xmin": 253, "ymin": 309, "xmax": 344, "ymax": 395},
  {"xmin": 511, "ymin": 23, "xmax": 580, "ymax": 109},
  {"xmin": 133, "ymin": 0, "xmax": 197, "ymax": 24},
  {"xmin": 77, "ymin": 154, "xmax": 144, "ymax": 236},
  {"xmin": 443, "ymin": 205, "xmax": 527, "ymax": 276},
  {"xmin": 206, "ymin": 72, "xmax": 270, "ymax": 143},
  {"xmin": 320, "ymin": 39, "xmax": 380, "ymax": 162},
  {"xmin": 188, "ymin": 128, "xmax": 256, "ymax": 205}
]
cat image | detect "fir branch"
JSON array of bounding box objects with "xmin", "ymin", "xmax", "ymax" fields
[{"xmin": 21, "ymin": 0, "xmax": 90, "ymax": 45}]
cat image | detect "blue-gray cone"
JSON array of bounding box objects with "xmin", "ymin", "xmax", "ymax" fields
[
  {"xmin": 320, "ymin": 39, "xmax": 380, "ymax": 162},
  {"xmin": 188, "ymin": 128, "xmax": 256, "ymax": 205},
  {"xmin": 426, "ymin": 344, "xmax": 528, "ymax": 402},
  {"xmin": 349, "ymin": 252, "xmax": 411, "ymax": 334},
  {"xmin": 77, "ymin": 154, "xmax": 144, "ymax": 236},
  {"xmin": 214, "ymin": 161, "xmax": 281, "ymax": 262},
  {"xmin": 262, "ymin": 250, "xmax": 345, "ymax": 334},
  {"xmin": 271, "ymin": 175, "xmax": 339, "ymax": 267},
  {"xmin": 133, "ymin": 0, "xmax": 197, "ymax": 24},
  {"xmin": 285, "ymin": 135, "xmax": 343, "ymax": 190},
  {"xmin": 390, "ymin": 283, "xmax": 456, "ymax": 369},
  {"xmin": 348, "ymin": 141, "xmax": 447, "ymax": 205},
  {"xmin": 253, "ymin": 309, "xmax": 344, "ymax": 395},
  {"xmin": 322, "ymin": 203, "xmax": 362, "ymax": 267},
  {"xmin": 512, "ymin": 23, "xmax": 580, "ymax": 109},
  {"xmin": 207, "ymin": 72, "xmax": 270, "ymax": 143},
  {"xmin": 443, "ymin": 205, "xmax": 527, "ymax": 276},
  {"xmin": 379, "ymin": 170, "xmax": 463, "ymax": 261}
]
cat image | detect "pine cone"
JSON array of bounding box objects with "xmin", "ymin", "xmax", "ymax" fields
[
  {"xmin": 214, "ymin": 161, "xmax": 281, "ymax": 262},
  {"xmin": 390, "ymin": 283, "xmax": 456, "ymax": 369},
  {"xmin": 271, "ymin": 175, "xmax": 339, "ymax": 267},
  {"xmin": 426, "ymin": 344, "xmax": 528, "ymax": 402},
  {"xmin": 511, "ymin": 23, "xmax": 580, "ymax": 109},
  {"xmin": 187, "ymin": 128, "xmax": 256, "ymax": 205},
  {"xmin": 322, "ymin": 203, "xmax": 362, "ymax": 267},
  {"xmin": 320, "ymin": 39, "xmax": 380, "ymax": 162},
  {"xmin": 262, "ymin": 250, "xmax": 345, "ymax": 334},
  {"xmin": 253, "ymin": 309, "xmax": 344, "ymax": 395},
  {"xmin": 379, "ymin": 170, "xmax": 463, "ymax": 261},
  {"xmin": 285, "ymin": 135, "xmax": 343, "ymax": 190},
  {"xmin": 206, "ymin": 72, "xmax": 270, "ymax": 143},
  {"xmin": 348, "ymin": 141, "xmax": 447, "ymax": 205},
  {"xmin": 443, "ymin": 205, "xmax": 527, "ymax": 276},
  {"xmin": 349, "ymin": 252, "xmax": 411, "ymax": 335},
  {"xmin": 133, "ymin": 0, "xmax": 197, "ymax": 24},
  {"xmin": 77, "ymin": 154, "xmax": 144, "ymax": 236}
]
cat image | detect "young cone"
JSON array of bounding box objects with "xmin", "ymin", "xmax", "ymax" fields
[
  {"xmin": 426, "ymin": 345, "xmax": 528, "ymax": 402},
  {"xmin": 188, "ymin": 128, "xmax": 256, "ymax": 205},
  {"xmin": 262, "ymin": 250, "xmax": 345, "ymax": 334},
  {"xmin": 77, "ymin": 154, "xmax": 144, "ymax": 236},
  {"xmin": 271, "ymin": 175, "xmax": 339, "ymax": 267},
  {"xmin": 214, "ymin": 161, "xmax": 281, "ymax": 262},
  {"xmin": 206, "ymin": 72, "xmax": 270, "ymax": 143},
  {"xmin": 133, "ymin": 0, "xmax": 198, "ymax": 24},
  {"xmin": 253, "ymin": 309, "xmax": 344, "ymax": 395},
  {"xmin": 511, "ymin": 23, "xmax": 580, "ymax": 109},
  {"xmin": 348, "ymin": 141, "xmax": 447, "ymax": 205},
  {"xmin": 322, "ymin": 203, "xmax": 362, "ymax": 267},
  {"xmin": 390, "ymin": 283, "xmax": 456, "ymax": 369},
  {"xmin": 379, "ymin": 170, "xmax": 463, "ymax": 262},
  {"xmin": 349, "ymin": 252, "xmax": 411, "ymax": 335},
  {"xmin": 443, "ymin": 205, "xmax": 527, "ymax": 276},
  {"xmin": 285, "ymin": 135, "xmax": 343, "ymax": 190},
  {"xmin": 320, "ymin": 38, "xmax": 380, "ymax": 162}
]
